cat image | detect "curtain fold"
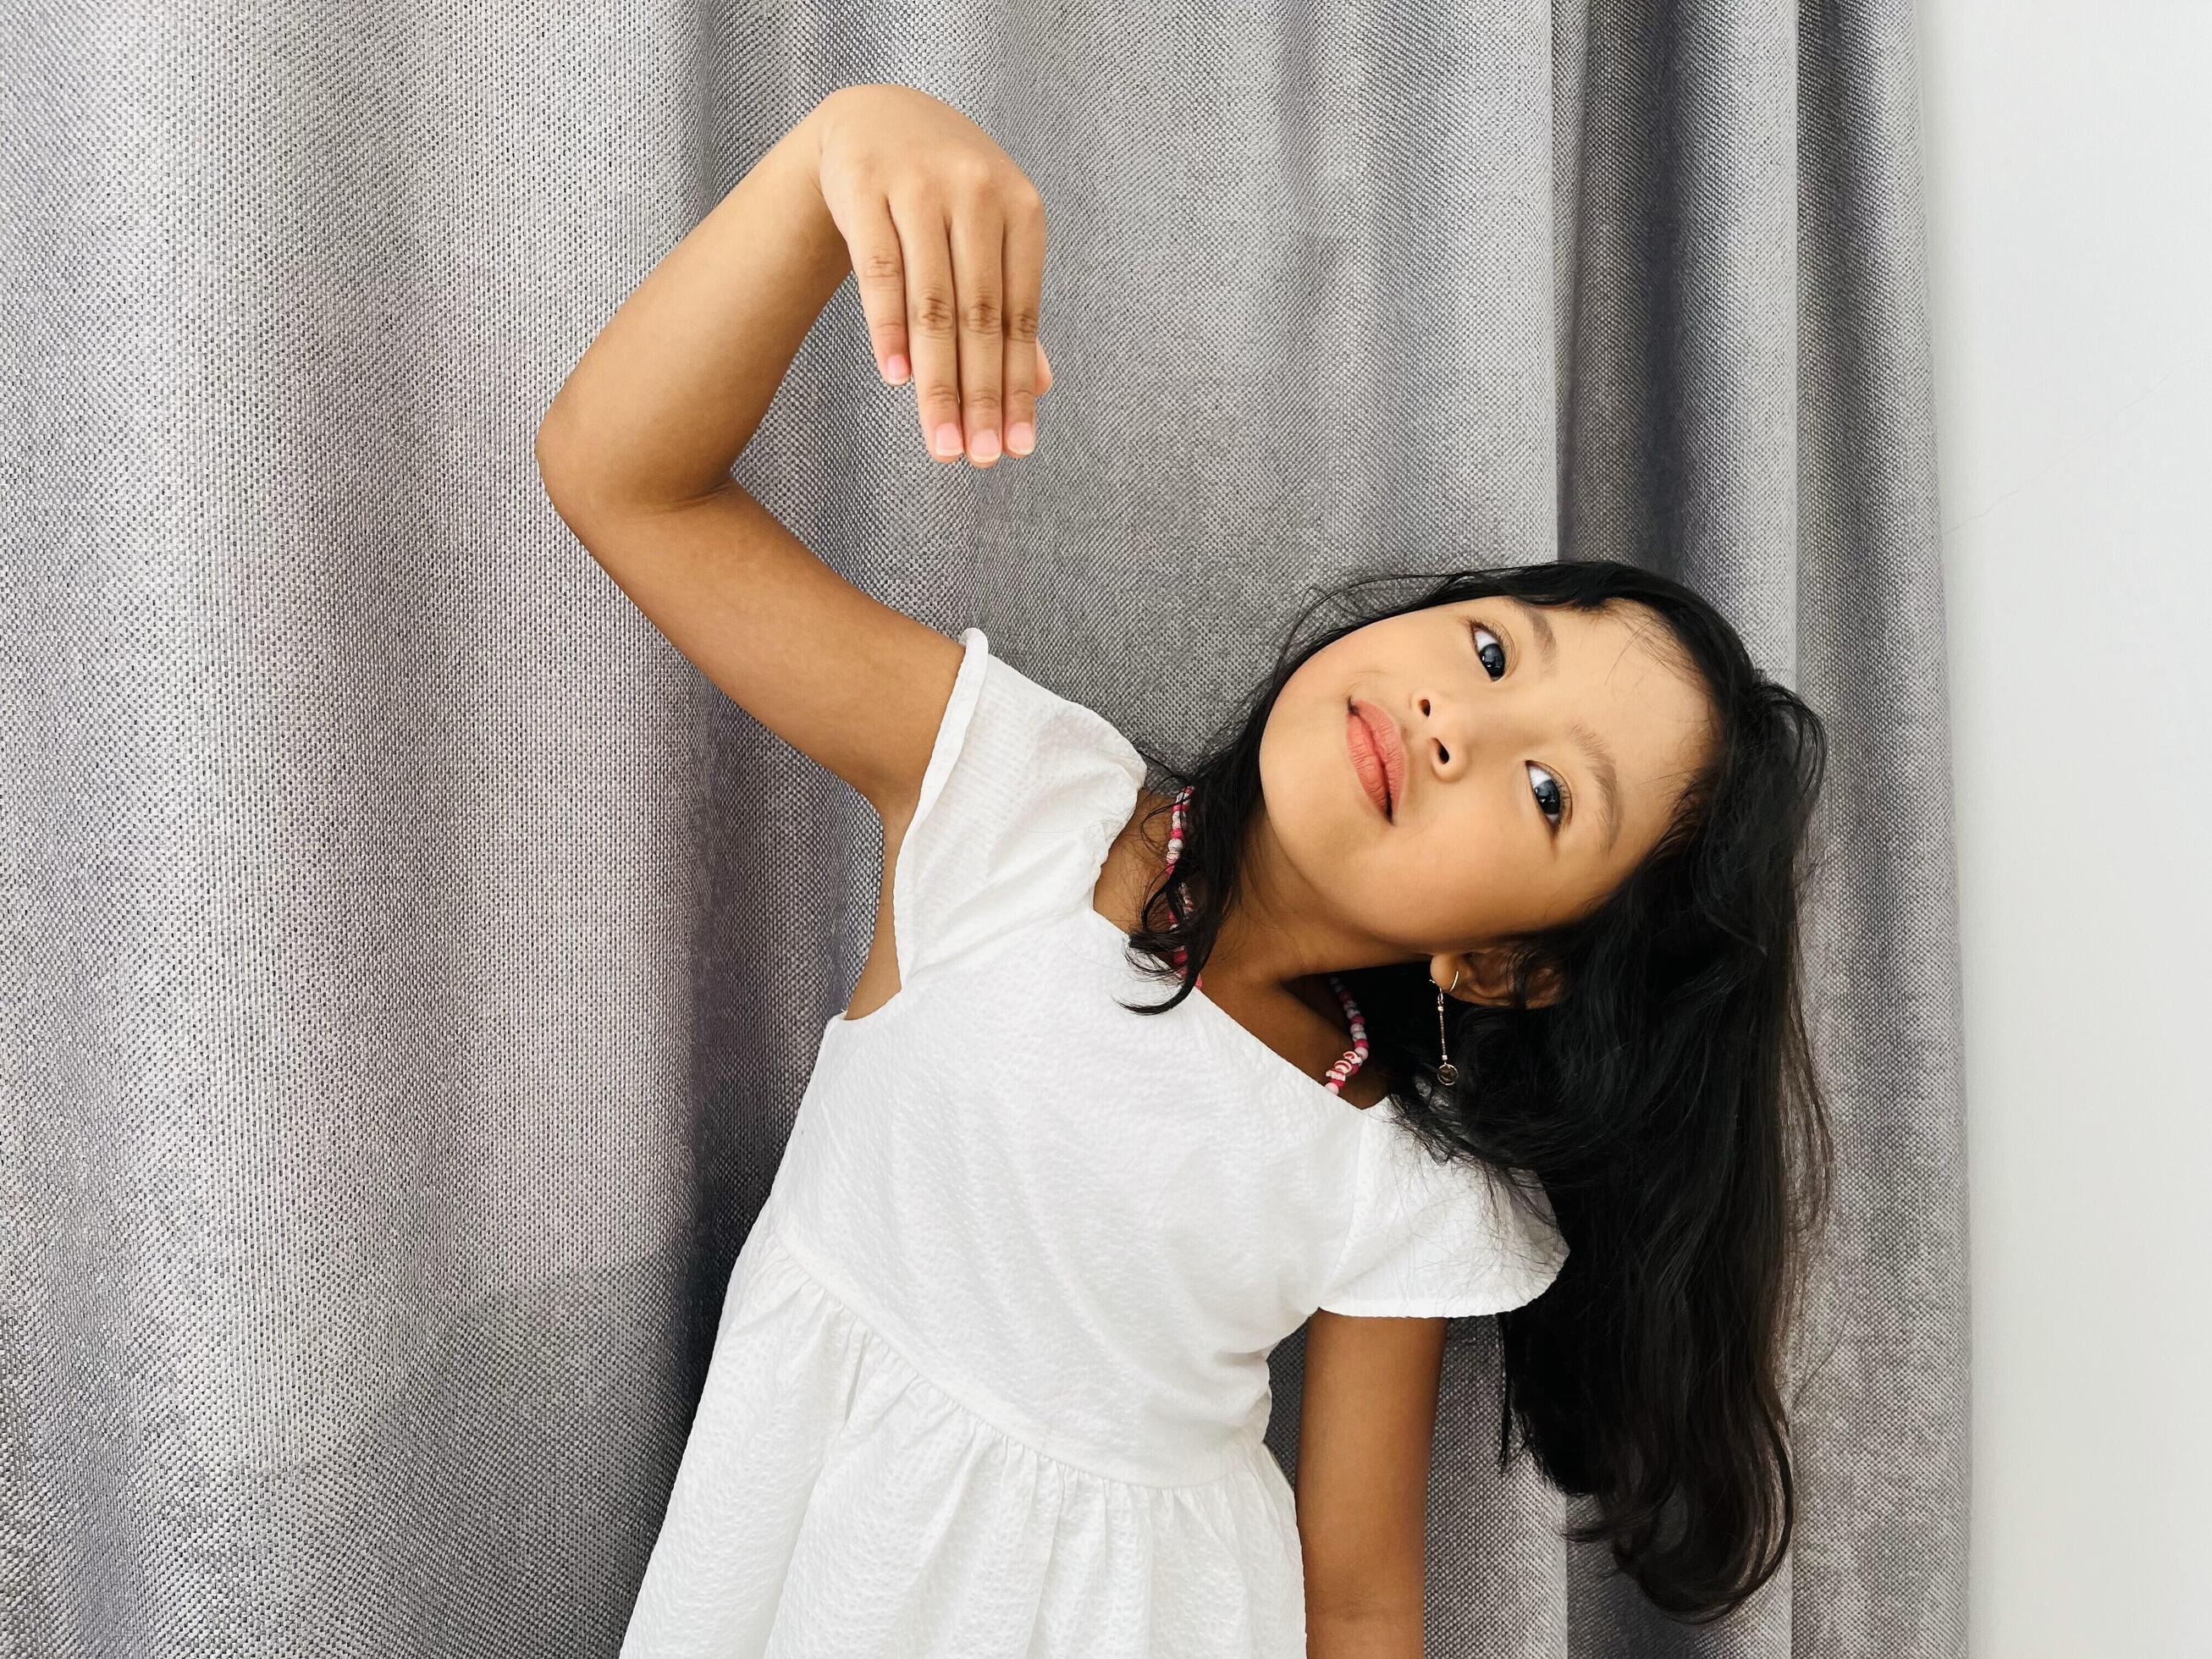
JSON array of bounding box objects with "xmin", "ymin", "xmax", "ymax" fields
[{"xmin": 3, "ymin": 1, "xmax": 1965, "ymax": 1652}]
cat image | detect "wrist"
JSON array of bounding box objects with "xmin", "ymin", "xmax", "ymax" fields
[{"xmin": 804, "ymin": 85, "xmax": 869, "ymax": 183}]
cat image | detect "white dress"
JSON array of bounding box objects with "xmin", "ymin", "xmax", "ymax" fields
[{"xmin": 620, "ymin": 626, "xmax": 1570, "ymax": 1659}]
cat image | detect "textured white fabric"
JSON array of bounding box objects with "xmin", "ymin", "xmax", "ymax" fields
[{"xmin": 619, "ymin": 626, "xmax": 1569, "ymax": 1658}]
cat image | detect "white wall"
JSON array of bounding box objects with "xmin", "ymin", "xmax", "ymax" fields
[{"xmin": 1917, "ymin": 4, "xmax": 2211, "ymax": 1653}]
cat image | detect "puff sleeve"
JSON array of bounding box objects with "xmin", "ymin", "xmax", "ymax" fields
[
  {"xmin": 1316, "ymin": 1098, "xmax": 1570, "ymax": 1319},
  {"xmin": 890, "ymin": 626, "xmax": 1148, "ymax": 987}
]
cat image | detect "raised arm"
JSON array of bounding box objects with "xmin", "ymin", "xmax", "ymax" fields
[{"xmin": 530, "ymin": 85, "xmax": 1050, "ymax": 822}]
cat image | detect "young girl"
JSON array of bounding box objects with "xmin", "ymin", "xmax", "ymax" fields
[{"xmin": 538, "ymin": 83, "xmax": 1834, "ymax": 1659}]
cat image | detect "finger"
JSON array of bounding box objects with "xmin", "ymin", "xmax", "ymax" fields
[
  {"xmin": 832, "ymin": 189, "xmax": 913, "ymax": 387},
  {"xmin": 888, "ymin": 193, "xmax": 966, "ymax": 462},
  {"xmin": 946, "ymin": 199, "xmax": 1006, "ymax": 466},
  {"xmin": 897, "ymin": 197, "xmax": 968, "ymax": 464},
  {"xmin": 1036, "ymin": 338, "xmax": 1052, "ymax": 397},
  {"xmin": 889, "ymin": 197, "xmax": 968, "ymax": 464},
  {"xmin": 1000, "ymin": 189, "xmax": 1045, "ymax": 456}
]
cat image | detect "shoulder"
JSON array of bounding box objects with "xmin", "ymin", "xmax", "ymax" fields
[
  {"xmin": 1319, "ymin": 1100, "xmax": 1569, "ymax": 1319},
  {"xmin": 890, "ymin": 629, "xmax": 1150, "ymax": 978},
  {"xmin": 1090, "ymin": 787, "xmax": 1178, "ymax": 934}
]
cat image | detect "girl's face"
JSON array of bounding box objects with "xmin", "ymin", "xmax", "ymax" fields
[{"xmin": 1244, "ymin": 596, "xmax": 1718, "ymax": 1006}]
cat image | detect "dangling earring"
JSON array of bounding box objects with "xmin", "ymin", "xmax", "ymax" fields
[{"xmin": 1435, "ymin": 967, "xmax": 1463, "ymax": 1085}]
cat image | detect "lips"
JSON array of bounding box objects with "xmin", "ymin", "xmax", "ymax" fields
[{"xmin": 1348, "ymin": 699, "xmax": 1406, "ymax": 820}]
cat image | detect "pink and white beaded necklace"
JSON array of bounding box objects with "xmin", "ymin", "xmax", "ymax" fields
[{"xmin": 1159, "ymin": 784, "xmax": 1371, "ymax": 1095}]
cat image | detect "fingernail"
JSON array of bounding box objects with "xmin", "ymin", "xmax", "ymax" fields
[
  {"xmin": 932, "ymin": 422, "xmax": 963, "ymax": 459},
  {"xmin": 969, "ymin": 428, "xmax": 1001, "ymax": 464},
  {"xmin": 884, "ymin": 353, "xmax": 909, "ymax": 384},
  {"xmin": 1006, "ymin": 421, "xmax": 1034, "ymax": 455}
]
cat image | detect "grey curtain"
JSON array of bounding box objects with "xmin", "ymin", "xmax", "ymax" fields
[{"xmin": 3, "ymin": 1, "xmax": 1966, "ymax": 1653}]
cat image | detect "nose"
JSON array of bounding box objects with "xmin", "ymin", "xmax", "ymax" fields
[
  {"xmin": 1415, "ymin": 691, "xmax": 1527, "ymax": 772},
  {"xmin": 1413, "ymin": 693, "xmax": 1467, "ymax": 769}
]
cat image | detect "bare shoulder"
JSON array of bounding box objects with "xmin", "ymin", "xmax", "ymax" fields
[{"xmin": 1089, "ymin": 786, "xmax": 1178, "ymax": 932}]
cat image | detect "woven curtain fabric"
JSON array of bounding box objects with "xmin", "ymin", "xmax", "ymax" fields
[{"xmin": 3, "ymin": 2, "xmax": 1965, "ymax": 1654}]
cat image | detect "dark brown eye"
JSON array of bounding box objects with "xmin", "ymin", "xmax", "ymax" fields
[
  {"xmin": 1528, "ymin": 763, "xmax": 1567, "ymax": 831},
  {"xmin": 1469, "ymin": 620, "xmax": 1505, "ymax": 680},
  {"xmin": 1472, "ymin": 615, "xmax": 1569, "ymax": 833}
]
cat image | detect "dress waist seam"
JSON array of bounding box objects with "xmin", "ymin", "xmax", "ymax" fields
[{"xmin": 764, "ymin": 1207, "xmax": 1264, "ymax": 1491}]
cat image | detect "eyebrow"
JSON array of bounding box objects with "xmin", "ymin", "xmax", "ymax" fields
[{"xmin": 1514, "ymin": 603, "xmax": 1624, "ymax": 856}]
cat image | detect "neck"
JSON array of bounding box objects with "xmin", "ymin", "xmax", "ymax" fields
[{"xmin": 1174, "ymin": 802, "xmax": 1386, "ymax": 1009}]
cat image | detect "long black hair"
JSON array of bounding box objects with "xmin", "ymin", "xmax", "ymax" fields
[{"xmin": 1112, "ymin": 559, "xmax": 1834, "ymax": 1625}]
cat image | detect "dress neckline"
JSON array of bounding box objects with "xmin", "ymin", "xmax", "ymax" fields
[{"xmin": 1075, "ymin": 902, "xmax": 1387, "ymax": 1118}]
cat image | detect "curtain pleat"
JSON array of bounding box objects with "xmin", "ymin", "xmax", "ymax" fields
[{"xmin": 2, "ymin": 2, "xmax": 1963, "ymax": 1651}]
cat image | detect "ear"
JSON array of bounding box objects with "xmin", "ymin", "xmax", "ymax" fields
[{"xmin": 1431, "ymin": 950, "xmax": 1569, "ymax": 1011}]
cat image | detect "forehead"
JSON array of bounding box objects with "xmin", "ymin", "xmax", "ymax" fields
[{"xmin": 1484, "ymin": 595, "xmax": 1714, "ymax": 816}]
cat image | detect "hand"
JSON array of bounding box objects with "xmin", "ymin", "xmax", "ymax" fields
[{"xmin": 810, "ymin": 83, "xmax": 1054, "ymax": 468}]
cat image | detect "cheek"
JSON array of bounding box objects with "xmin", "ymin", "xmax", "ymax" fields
[
  {"xmin": 1387, "ymin": 813, "xmax": 1537, "ymax": 935},
  {"xmin": 1259, "ymin": 705, "xmax": 1352, "ymax": 834}
]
